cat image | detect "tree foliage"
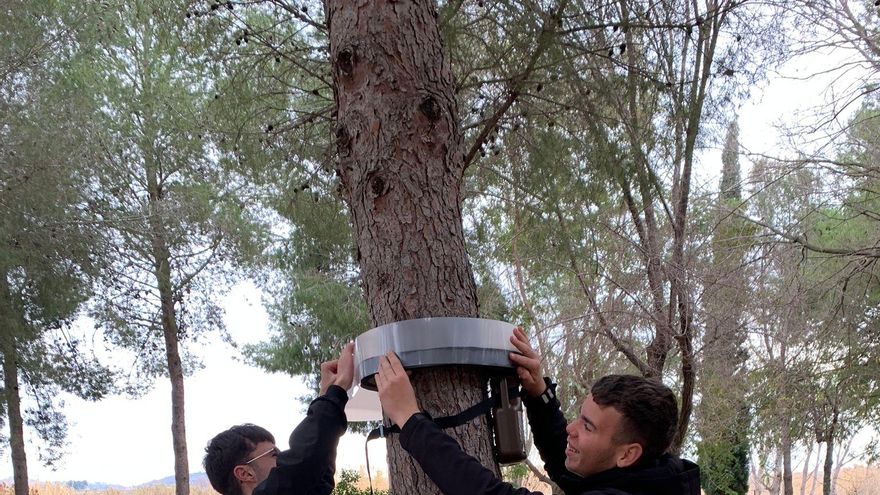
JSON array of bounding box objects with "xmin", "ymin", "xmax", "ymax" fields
[{"xmin": 1, "ymin": 2, "xmax": 118, "ymax": 492}]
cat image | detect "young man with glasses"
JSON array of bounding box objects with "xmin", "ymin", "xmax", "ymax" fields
[{"xmin": 204, "ymin": 342, "xmax": 354, "ymax": 495}]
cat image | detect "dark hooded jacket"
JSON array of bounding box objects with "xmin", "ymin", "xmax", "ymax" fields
[
  {"xmin": 399, "ymin": 381, "xmax": 700, "ymax": 495},
  {"xmin": 253, "ymin": 385, "xmax": 348, "ymax": 495}
]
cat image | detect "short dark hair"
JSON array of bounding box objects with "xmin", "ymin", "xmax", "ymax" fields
[
  {"xmin": 590, "ymin": 374, "xmax": 678, "ymax": 460},
  {"xmin": 204, "ymin": 424, "xmax": 275, "ymax": 495}
]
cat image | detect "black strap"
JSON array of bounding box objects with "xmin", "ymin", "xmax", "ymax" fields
[
  {"xmin": 363, "ymin": 383, "xmax": 520, "ymax": 495},
  {"xmin": 434, "ymin": 394, "xmax": 494, "ymax": 428},
  {"xmin": 365, "ymin": 384, "xmax": 521, "ymax": 440}
]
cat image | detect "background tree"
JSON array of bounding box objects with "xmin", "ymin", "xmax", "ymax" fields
[
  {"xmin": 697, "ymin": 120, "xmax": 751, "ymax": 495},
  {"xmin": 747, "ymin": 158, "xmax": 826, "ymax": 495},
  {"xmin": 462, "ymin": 0, "xmax": 787, "ymax": 456},
  {"xmin": 67, "ymin": 2, "xmax": 266, "ymax": 494},
  {"xmin": 178, "ymin": 0, "xmax": 365, "ymax": 392},
  {"xmin": 736, "ymin": 2, "xmax": 880, "ymax": 491},
  {"xmin": 1, "ymin": 3, "xmax": 117, "ymax": 495}
]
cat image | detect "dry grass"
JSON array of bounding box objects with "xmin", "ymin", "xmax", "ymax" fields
[
  {"xmin": 9, "ymin": 465, "xmax": 874, "ymax": 495},
  {"xmin": 0, "ymin": 471, "xmax": 390, "ymax": 495},
  {"xmin": 751, "ymin": 465, "xmax": 880, "ymax": 495}
]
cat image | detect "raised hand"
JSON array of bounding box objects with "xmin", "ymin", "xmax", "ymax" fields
[
  {"xmin": 375, "ymin": 352, "xmax": 420, "ymax": 427},
  {"xmin": 334, "ymin": 341, "xmax": 355, "ymax": 389},
  {"xmin": 509, "ymin": 327, "xmax": 546, "ymax": 398},
  {"xmin": 319, "ymin": 342, "xmax": 355, "ymax": 395}
]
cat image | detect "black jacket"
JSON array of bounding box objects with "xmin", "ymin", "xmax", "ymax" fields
[
  {"xmin": 399, "ymin": 383, "xmax": 700, "ymax": 495},
  {"xmin": 254, "ymin": 385, "xmax": 348, "ymax": 495}
]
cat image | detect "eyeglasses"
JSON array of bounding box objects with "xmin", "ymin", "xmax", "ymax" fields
[{"xmin": 242, "ymin": 446, "xmax": 280, "ymax": 465}]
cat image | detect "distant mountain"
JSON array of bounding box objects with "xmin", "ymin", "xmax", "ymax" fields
[
  {"xmin": 136, "ymin": 472, "xmax": 210, "ymax": 488},
  {"xmin": 62, "ymin": 480, "xmax": 127, "ymax": 491},
  {"xmin": 0, "ymin": 473, "xmax": 211, "ymax": 491}
]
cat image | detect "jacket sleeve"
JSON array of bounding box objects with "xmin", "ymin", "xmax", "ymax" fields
[
  {"xmin": 399, "ymin": 413, "xmax": 545, "ymax": 495},
  {"xmin": 254, "ymin": 385, "xmax": 349, "ymax": 495},
  {"xmin": 524, "ymin": 379, "xmax": 582, "ymax": 490}
]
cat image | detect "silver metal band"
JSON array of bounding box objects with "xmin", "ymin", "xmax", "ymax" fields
[{"xmin": 353, "ymin": 317, "xmax": 517, "ymax": 390}]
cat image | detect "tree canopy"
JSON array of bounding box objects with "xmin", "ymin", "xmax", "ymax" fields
[{"xmin": 2, "ymin": 1, "xmax": 880, "ymax": 494}]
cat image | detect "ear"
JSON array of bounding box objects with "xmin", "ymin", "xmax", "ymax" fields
[
  {"xmin": 233, "ymin": 465, "xmax": 255, "ymax": 484},
  {"xmin": 615, "ymin": 442, "xmax": 643, "ymax": 468}
]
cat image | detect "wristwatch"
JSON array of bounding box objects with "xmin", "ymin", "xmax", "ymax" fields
[{"xmin": 538, "ymin": 377, "xmax": 557, "ymax": 404}]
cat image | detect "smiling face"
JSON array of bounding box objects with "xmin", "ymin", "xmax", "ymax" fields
[{"xmin": 564, "ymin": 394, "xmax": 642, "ymax": 477}]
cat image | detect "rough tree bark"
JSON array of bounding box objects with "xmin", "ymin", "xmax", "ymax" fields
[
  {"xmin": 1, "ymin": 271, "xmax": 28, "ymax": 495},
  {"xmin": 324, "ymin": 0, "xmax": 498, "ymax": 492}
]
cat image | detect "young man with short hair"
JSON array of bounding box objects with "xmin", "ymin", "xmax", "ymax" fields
[
  {"xmin": 376, "ymin": 329, "xmax": 700, "ymax": 495},
  {"xmin": 204, "ymin": 342, "xmax": 354, "ymax": 495}
]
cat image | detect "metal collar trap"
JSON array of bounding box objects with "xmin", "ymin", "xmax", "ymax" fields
[{"xmin": 345, "ymin": 317, "xmax": 528, "ymax": 466}]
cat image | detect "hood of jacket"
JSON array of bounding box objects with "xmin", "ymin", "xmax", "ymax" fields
[{"xmin": 556, "ymin": 454, "xmax": 701, "ymax": 495}]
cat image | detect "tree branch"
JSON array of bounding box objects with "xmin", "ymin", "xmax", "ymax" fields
[
  {"xmin": 738, "ymin": 213, "xmax": 880, "ymax": 258},
  {"xmin": 463, "ymin": 0, "xmax": 571, "ymax": 170}
]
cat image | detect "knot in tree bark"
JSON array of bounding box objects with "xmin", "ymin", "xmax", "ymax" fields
[
  {"xmin": 370, "ymin": 175, "xmax": 386, "ymax": 197},
  {"xmin": 336, "ymin": 47, "xmax": 355, "ymax": 76},
  {"xmin": 419, "ymin": 96, "xmax": 442, "ymax": 122},
  {"xmin": 335, "ymin": 125, "xmax": 351, "ymax": 154}
]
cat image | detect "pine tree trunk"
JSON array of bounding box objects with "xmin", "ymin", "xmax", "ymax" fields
[
  {"xmin": 783, "ymin": 429, "xmax": 794, "ymax": 495},
  {"xmin": 822, "ymin": 411, "xmax": 837, "ymax": 495},
  {"xmin": 147, "ymin": 171, "xmax": 190, "ymax": 495},
  {"xmin": 160, "ymin": 280, "xmax": 190, "ymax": 495},
  {"xmin": 1, "ymin": 328, "xmax": 28, "ymax": 495},
  {"xmin": 324, "ymin": 0, "xmax": 498, "ymax": 492},
  {"xmin": 822, "ymin": 436, "xmax": 833, "ymax": 495}
]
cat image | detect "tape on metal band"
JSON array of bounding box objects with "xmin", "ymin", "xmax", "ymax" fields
[
  {"xmin": 353, "ymin": 317, "xmax": 518, "ymax": 390},
  {"xmin": 357, "ymin": 348, "xmax": 514, "ymax": 390},
  {"xmin": 355, "ymin": 317, "xmax": 516, "ymax": 356}
]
